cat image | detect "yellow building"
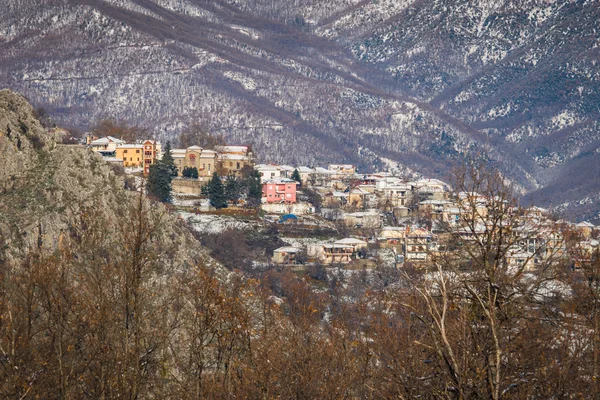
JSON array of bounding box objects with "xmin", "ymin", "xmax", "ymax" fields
[
  {"xmin": 114, "ymin": 140, "xmax": 161, "ymax": 174},
  {"xmin": 115, "ymin": 144, "xmax": 143, "ymax": 167}
]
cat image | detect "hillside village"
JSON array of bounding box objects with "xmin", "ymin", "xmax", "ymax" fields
[
  {"xmin": 86, "ymin": 135, "xmax": 600, "ymax": 273},
  {"xmin": 4, "ymin": 90, "xmax": 600, "ymax": 398}
]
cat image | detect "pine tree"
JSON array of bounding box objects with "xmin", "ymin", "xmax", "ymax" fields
[
  {"xmin": 147, "ymin": 161, "xmax": 172, "ymax": 202},
  {"xmin": 291, "ymin": 168, "xmax": 302, "ymax": 188},
  {"xmin": 162, "ymin": 141, "xmax": 179, "ymax": 177},
  {"xmin": 208, "ymin": 172, "xmax": 227, "ymax": 209},
  {"xmin": 246, "ymin": 170, "xmax": 263, "ymax": 207}
]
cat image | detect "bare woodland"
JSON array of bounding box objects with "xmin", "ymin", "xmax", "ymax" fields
[{"xmin": 1, "ymin": 161, "xmax": 599, "ymax": 399}]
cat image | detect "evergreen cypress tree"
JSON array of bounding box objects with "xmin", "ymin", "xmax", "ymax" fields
[
  {"xmin": 225, "ymin": 173, "xmax": 240, "ymax": 203},
  {"xmin": 147, "ymin": 161, "xmax": 172, "ymax": 202},
  {"xmin": 208, "ymin": 172, "xmax": 227, "ymax": 209},
  {"xmin": 201, "ymin": 181, "xmax": 210, "ymax": 196},
  {"xmin": 291, "ymin": 168, "xmax": 302, "ymax": 188},
  {"xmin": 162, "ymin": 141, "xmax": 179, "ymax": 177},
  {"xmin": 247, "ymin": 170, "xmax": 263, "ymax": 207},
  {"xmin": 182, "ymin": 166, "xmax": 198, "ymax": 179}
]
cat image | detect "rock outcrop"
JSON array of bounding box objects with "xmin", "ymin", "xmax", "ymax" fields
[{"xmin": 0, "ymin": 89, "xmax": 220, "ymax": 273}]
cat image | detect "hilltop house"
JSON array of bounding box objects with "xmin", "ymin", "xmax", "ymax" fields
[
  {"xmin": 89, "ymin": 136, "xmax": 125, "ymax": 154},
  {"xmin": 90, "ymin": 137, "xmax": 160, "ymax": 174}
]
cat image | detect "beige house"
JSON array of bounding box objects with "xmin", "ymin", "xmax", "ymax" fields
[
  {"xmin": 342, "ymin": 211, "xmax": 381, "ymax": 229},
  {"xmin": 404, "ymin": 227, "xmax": 433, "ymax": 263},
  {"xmin": 348, "ymin": 187, "xmax": 370, "ymax": 209},
  {"xmin": 88, "ymin": 136, "xmax": 124, "ymax": 153},
  {"xmin": 379, "ymin": 226, "xmax": 407, "ymax": 247},
  {"xmin": 272, "ymin": 246, "xmax": 302, "ymax": 265},
  {"xmin": 414, "ymin": 179, "xmax": 449, "ymax": 201},
  {"xmin": 576, "ymin": 221, "xmax": 595, "ymax": 239},
  {"xmin": 328, "ymin": 164, "xmax": 356, "ymax": 176},
  {"xmin": 307, "ymin": 238, "xmax": 367, "ymax": 265},
  {"xmin": 216, "ymin": 145, "xmax": 253, "ymax": 176},
  {"xmin": 171, "ymin": 146, "xmax": 217, "ymax": 177}
]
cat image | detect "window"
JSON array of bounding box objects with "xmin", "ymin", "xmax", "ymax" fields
[
  {"xmin": 130, "ymin": 157, "xmax": 133, "ymax": 161},
  {"xmin": 202, "ymin": 163, "xmax": 206, "ymax": 170},
  {"xmin": 123, "ymin": 149, "xmax": 128, "ymax": 154},
  {"xmin": 236, "ymin": 162, "xmax": 240, "ymax": 169},
  {"xmin": 208, "ymin": 165, "xmax": 211, "ymax": 171},
  {"xmin": 286, "ymin": 193, "xmax": 291, "ymax": 198},
  {"xmin": 189, "ymin": 154, "xmax": 196, "ymax": 165},
  {"xmin": 136, "ymin": 149, "xmax": 140, "ymax": 153}
]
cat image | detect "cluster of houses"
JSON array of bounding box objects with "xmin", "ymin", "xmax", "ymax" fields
[
  {"xmin": 87, "ymin": 135, "xmax": 253, "ymax": 177},
  {"xmin": 85, "ymin": 137, "xmax": 599, "ymax": 270},
  {"xmin": 258, "ymin": 163, "xmax": 599, "ymax": 270},
  {"xmin": 272, "ymin": 202, "xmax": 599, "ymax": 270},
  {"xmin": 87, "ymin": 135, "xmax": 161, "ymax": 175}
]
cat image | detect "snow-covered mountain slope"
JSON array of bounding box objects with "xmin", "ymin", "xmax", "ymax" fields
[{"xmin": 1, "ymin": 0, "xmax": 598, "ymax": 222}]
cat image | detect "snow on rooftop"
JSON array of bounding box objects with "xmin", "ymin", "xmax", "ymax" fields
[
  {"xmin": 274, "ymin": 246, "xmax": 302, "ymax": 253},
  {"xmin": 215, "ymin": 145, "xmax": 249, "ymax": 153},
  {"xmin": 263, "ymin": 177, "xmax": 297, "ymax": 184},
  {"xmin": 334, "ymin": 238, "xmax": 367, "ymax": 245},
  {"xmin": 91, "ymin": 136, "xmax": 125, "ymax": 145},
  {"xmin": 576, "ymin": 221, "xmax": 595, "ymax": 228}
]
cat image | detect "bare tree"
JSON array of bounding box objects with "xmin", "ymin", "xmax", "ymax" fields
[
  {"xmin": 402, "ymin": 163, "xmax": 568, "ymax": 399},
  {"xmin": 178, "ymin": 123, "xmax": 226, "ymax": 149}
]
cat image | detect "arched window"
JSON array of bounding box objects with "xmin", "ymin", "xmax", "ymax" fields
[{"xmin": 189, "ymin": 154, "xmax": 196, "ymax": 165}]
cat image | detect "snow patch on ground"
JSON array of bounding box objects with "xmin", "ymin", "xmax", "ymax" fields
[
  {"xmin": 550, "ymin": 110, "xmax": 578, "ymax": 130},
  {"xmin": 179, "ymin": 212, "xmax": 253, "ymax": 234}
]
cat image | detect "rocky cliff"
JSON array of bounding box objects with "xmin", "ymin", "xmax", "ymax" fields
[{"xmin": 0, "ymin": 89, "xmax": 219, "ymax": 272}]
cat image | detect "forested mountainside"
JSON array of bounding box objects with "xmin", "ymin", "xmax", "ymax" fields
[{"xmin": 1, "ymin": 0, "xmax": 599, "ymax": 222}]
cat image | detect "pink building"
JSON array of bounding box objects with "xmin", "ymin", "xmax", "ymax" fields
[{"xmin": 262, "ymin": 178, "xmax": 297, "ymax": 203}]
